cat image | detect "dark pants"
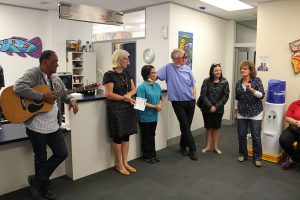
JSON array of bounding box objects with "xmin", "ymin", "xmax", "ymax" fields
[
  {"xmin": 172, "ymin": 100, "xmax": 196, "ymax": 152},
  {"xmin": 279, "ymin": 127, "xmax": 300, "ymax": 162},
  {"xmin": 26, "ymin": 128, "xmax": 68, "ymax": 186},
  {"xmin": 139, "ymin": 122, "xmax": 158, "ymax": 159},
  {"xmin": 237, "ymin": 119, "xmax": 262, "ymax": 161}
]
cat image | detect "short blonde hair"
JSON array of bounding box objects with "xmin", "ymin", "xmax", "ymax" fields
[
  {"xmin": 171, "ymin": 48, "xmax": 184, "ymax": 60},
  {"xmin": 111, "ymin": 49, "xmax": 130, "ymax": 68},
  {"xmin": 240, "ymin": 60, "xmax": 257, "ymax": 78}
]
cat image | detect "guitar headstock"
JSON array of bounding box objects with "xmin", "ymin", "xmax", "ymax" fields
[{"xmin": 84, "ymin": 82, "xmax": 101, "ymax": 90}]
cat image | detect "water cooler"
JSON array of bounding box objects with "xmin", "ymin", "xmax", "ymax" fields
[{"xmin": 262, "ymin": 79, "xmax": 286, "ymax": 163}]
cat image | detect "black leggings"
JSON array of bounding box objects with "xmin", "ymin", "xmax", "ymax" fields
[
  {"xmin": 279, "ymin": 126, "xmax": 300, "ymax": 162},
  {"xmin": 113, "ymin": 135, "xmax": 130, "ymax": 144}
]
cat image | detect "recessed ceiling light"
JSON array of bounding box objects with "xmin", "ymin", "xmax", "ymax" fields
[
  {"xmin": 199, "ymin": 6, "xmax": 206, "ymax": 10},
  {"xmin": 200, "ymin": 0, "xmax": 253, "ymax": 11}
]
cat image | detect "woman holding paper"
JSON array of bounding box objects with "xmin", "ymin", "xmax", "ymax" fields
[
  {"xmin": 103, "ymin": 49, "xmax": 137, "ymax": 176},
  {"xmin": 137, "ymin": 65, "xmax": 162, "ymax": 164}
]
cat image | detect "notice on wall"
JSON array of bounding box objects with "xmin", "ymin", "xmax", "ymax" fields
[{"xmin": 257, "ymin": 55, "xmax": 270, "ymax": 72}]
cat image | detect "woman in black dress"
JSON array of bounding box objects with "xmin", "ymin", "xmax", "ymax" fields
[
  {"xmin": 103, "ymin": 49, "xmax": 138, "ymax": 176},
  {"xmin": 200, "ymin": 63, "xmax": 229, "ymax": 155}
]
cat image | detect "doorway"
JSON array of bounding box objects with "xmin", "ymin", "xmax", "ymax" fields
[{"xmin": 231, "ymin": 46, "xmax": 256, "ymax": 125}]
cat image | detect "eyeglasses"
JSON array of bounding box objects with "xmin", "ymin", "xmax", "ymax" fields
[{"xmin": 176, "ymin": 56, "xmax": 187, "ymax": 60}]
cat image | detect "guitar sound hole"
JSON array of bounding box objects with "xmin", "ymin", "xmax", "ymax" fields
[{"xmin": 28, "ymin": 101, "xmax": 44, "ymax": 113}]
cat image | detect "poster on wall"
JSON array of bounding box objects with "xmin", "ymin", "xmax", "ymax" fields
[
  {"xmin": 257, "ymin": 55, "xmax": 270, "ymax": 72},
  {"xmin": 178, "ymin": 31, "xmax": 193, "ymax": 69},
  {"xmin": 289, "ymin": 39, "xmax": 300, "ymax": 74},
  {"xmin": 0, "ymin": 36, "xmax": 42, "ymax": 58}
]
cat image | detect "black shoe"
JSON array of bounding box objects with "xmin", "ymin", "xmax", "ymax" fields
[
  {"xmin": 146, "ymin": 158, "xmax": 156, "ymax": 164},
  {"xmin": 154, "ymin": 157, "xmax": 160, "ymax": 162},
  {"xmin": 180, "ymin": 148, "xmax": 188, "ymax": 156},
  {"xmin": 42, "ymin": 185, "xmax": 57, "ymax": 200},
  {"xmin": 189, "ymin": 151, "xmax": 198, "ymax": 161},
  {"xmin": 143, "ymin": 157, "xmax": 156, "ymax": 164},
  {"xmin": 28, "ymin": 175, "xmax": 43, "ymax": 200}
]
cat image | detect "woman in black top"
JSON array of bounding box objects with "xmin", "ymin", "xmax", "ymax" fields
[
  {"xmin": 200, "ymin": 64, "xmax": 229, "ymax": 155},
  {"xmin": 103, "ymin": 49, "xmax": 137, "ymax": 176}
]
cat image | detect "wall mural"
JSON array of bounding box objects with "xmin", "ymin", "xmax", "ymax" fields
[
  {"xmin": 0, "ymin": 37, "xmax": 42, "ymax": 58},
  {"xmin": 178, "ymin": 31, "xmax": 193, "ymax": 69},
  {"xmin": 289, "ymin": 39, "xmax": 300, "ymax": 74}
]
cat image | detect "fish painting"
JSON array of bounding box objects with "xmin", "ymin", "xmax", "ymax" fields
[{"xmin": 0, "ymin": 37, "xmax": 42, "ymax": 58}]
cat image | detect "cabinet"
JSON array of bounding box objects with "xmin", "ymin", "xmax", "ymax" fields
[{"xmin": 66, "ymin": 52, "xmax": 96, "ymax": 88}]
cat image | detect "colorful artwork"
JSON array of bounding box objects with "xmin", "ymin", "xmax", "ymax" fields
[
  {"xmin": 0, "ymin": 37, "xmax": 42, "ymax": 58},
  {"xmin": 289, "ymin": 39, "xmax": 300, "ymax": 74},
  {"xmin": 178, "ymin": 31, "xmax": 193, "ymax": 68}
]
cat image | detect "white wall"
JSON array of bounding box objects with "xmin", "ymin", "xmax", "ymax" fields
[
  {"xmin": 256, "ymin": 0, "xmax": 300, "ymax": 108},
  {"xmin": 236, "ymin": 23, "xmax": 257, "ymax": 43},
  {"xmin": 0, "ymin": 5, "xmax": 92, "ymax": 87},
  {"xmin": 0, "ymin": 5, "xmax": 48, "ymax": 86}
]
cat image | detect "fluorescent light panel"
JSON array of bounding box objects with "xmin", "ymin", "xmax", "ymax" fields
[{"xmin": 201, "ymin": 0, "xmax": 253, "ymax": 11}]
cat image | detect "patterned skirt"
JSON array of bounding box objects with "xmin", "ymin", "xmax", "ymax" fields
[{"xmin": 107, "ymin": 100, "xmax": 138, "ymax": 137}]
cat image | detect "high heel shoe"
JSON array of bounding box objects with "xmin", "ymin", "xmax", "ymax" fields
[{"xmin": 115, "ymin": 167, "xmax": 130, "ymax": 176}]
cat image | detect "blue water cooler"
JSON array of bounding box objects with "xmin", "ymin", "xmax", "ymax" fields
[{"xmin": 262, "ymin": 79, "xmax": 286, "ymax": 163}]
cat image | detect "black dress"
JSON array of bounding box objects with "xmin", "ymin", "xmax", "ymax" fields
[{"xmin": 102, "ymin": 69, "xmax": 137, "ymax": 137}]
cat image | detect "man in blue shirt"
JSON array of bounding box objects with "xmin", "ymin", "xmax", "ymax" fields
[{"xmin": 157, "ymin": 49, "xmax": 197, "ymax": 160}]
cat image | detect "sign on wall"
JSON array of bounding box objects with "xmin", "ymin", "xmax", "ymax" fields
[
  {"xmin": 0, "ymin": 36, "xmax": 42, "ymax": 58},
  {"xmin": 178, "ymin": 31, "xmax": 193, "ymax": 69}
]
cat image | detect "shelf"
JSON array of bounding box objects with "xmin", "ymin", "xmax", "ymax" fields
[
  {"xmin": 72, "ymin": 59, "xmax": 83, "ymax": 61},
  {"xmin": 73, "ymin": 83, "xmax": 84, "ymax": 85},
  {"xmin": 73, "ymin": 75, "xmax": 84, "ymax": 77},
  {"xmin": 73, "ymin": 67, "xmax": 83, "ymax": 70}
]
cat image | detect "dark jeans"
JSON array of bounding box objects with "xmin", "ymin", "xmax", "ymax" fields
[
  {"xmin": 139, "ymin": 122, "xmax": 157, "ymax": 159},
  {"xmin": 172, "ymin": 100, "xmax": 196, "ymax": 152},
  {"xmin": 26, "ymin": 128, "xmax": 68, "ymax": 186},
  {"xmin": 237, "ymin": 119, "xmax": 262, "ymax": 161},
  {"xmin": 279, "ymin": 126, "xmax": 300, "ymax": 162}
]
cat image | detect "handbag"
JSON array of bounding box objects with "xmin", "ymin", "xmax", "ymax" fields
[{"xmin": 196, "ymin": 95, "xmax": 203, "ymax": 109}]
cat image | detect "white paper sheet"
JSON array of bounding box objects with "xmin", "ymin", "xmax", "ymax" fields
[{"xmin": 134, "ymin": 97, "xmax": 147, "ymax": 111}]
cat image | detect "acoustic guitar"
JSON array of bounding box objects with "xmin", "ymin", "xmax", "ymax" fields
[{"xmin": 0, "ymin": 83, "xmax": 100, "ymax": 123}]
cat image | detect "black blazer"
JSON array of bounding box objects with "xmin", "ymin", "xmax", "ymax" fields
[{"xmin": 200, "ymin": 77, "xmax": 229, "ymax": 113}]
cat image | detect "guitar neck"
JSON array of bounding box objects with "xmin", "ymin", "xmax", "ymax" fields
[{"xmin": 55, "ymin": 85, "xmax": 96, "ymax": 98}]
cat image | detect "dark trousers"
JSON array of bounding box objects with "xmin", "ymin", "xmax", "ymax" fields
[
  {"xmin": 26, "ymin": 128, "xmax": 68, "ymax": 186},
  {"xmin": 237, "ymin": 119, "xmax": 262, "ymax": 161},
  {"xmin": 139, "ymin": 122, "xmax": 158, "ymax": 159},
  {"xmin": 171, "ymin": 100, "xmax": 196, "ymax": 152},
  {"xmin": 279, "ymin": 127, "xmax": 300, "ymax": 162}
]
